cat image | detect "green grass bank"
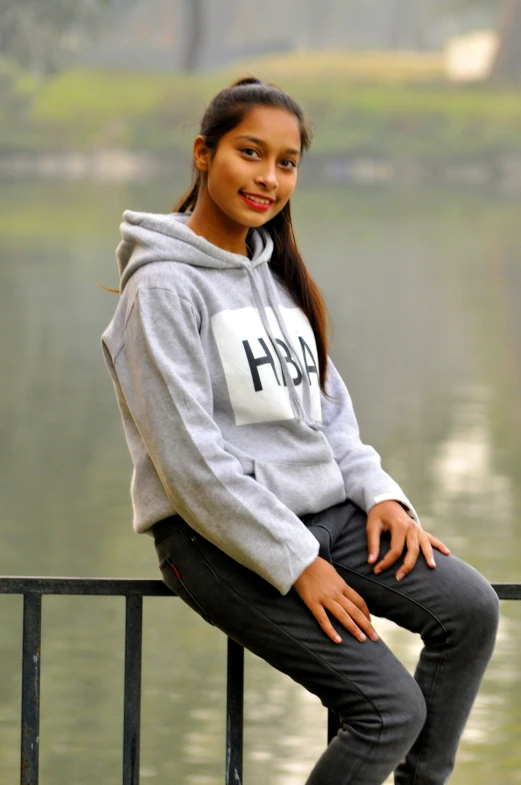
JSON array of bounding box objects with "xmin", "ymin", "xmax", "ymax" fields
[{"xmin": 2, "ymin": 52, "xmax": 521, "ymax": 162}]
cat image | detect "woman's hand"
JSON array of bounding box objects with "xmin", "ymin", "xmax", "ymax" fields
[
  {"xmin": 293, "ymin": 556, "xmax": 379, "ymax": 644},
  {"xmin": 367, "ymin": 500, "xmax": 451, "ymax": 581}
]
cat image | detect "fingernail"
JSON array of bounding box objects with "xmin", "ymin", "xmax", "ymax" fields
[
  {"xmin": 359, "ymin": 634, "xmax": 367, "ymax": 642},
  {"xmin": 371, "ymin": 632, "xmax": 379, "ymax": 641},
  {"xmin": 335, "ymin": 634, "xmax": 342, "ymax": 643},
  {"xmin": 396, "ymin": 573, "xmax": 403, "ymax": 581},
  {"xmin": 373, "ymin": 567, "xmax": 380, "ymax": 574},
  {"xmin": 429, "ymin": 559, "xmax": 436, "ymax": 567}
]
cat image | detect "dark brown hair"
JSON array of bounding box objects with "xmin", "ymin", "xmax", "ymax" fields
[{"xmin": 173, "ymin": 76, "xmax": 332, "ymax": 395}]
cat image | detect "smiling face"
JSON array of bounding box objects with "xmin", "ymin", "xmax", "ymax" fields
[{"xmin": 189, "ymin": 106, "xmax": 302, "ymax": 247}]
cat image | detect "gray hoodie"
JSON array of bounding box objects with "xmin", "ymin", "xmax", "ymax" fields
[{"xmin": 101, "ymin": 210, "xmax": 419, "ymax": 594}]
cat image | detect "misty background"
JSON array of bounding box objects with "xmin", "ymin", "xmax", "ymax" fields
[
  {"xmin": 1, "ymin": 2, "xmax": 521, "ymax": 784},
  {"xmin": 0, "ymin": 0, "xmax": 515, "ymax": 71}
]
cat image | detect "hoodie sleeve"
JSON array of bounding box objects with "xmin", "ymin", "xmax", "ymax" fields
[
  {"xmin": 320, "ymin": 356, "xmax": 420, "ymax": 525},
  {"xmin": 117, "ymin": 285, "xmax": 319, "ymax": 594}
]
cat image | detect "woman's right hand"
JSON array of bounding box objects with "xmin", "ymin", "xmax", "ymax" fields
[{"xmin": 293, "ymin": 556, "xmax": 379, "ymax": 644}]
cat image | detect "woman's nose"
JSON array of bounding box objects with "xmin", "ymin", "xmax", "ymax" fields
[{"xmin": 255, "ymin": 162, "xmax": 278, "ymax": 190}]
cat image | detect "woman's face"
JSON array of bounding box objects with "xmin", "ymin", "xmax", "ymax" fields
[{"xmin": 199, "ymin": 106, "xmax": 302, "ymax": 229}]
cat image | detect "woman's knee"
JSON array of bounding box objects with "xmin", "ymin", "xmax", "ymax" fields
[
  {"xmin": 444, "ymin": 562, "xmax": 500, "ymax": 646},
  {"xmin": 392, "ymin": 677, "xmax": 427, "ymax": 745},
  {"xmin": 336, "ymin": 670, "xmax": 426, "ymax": 752}
]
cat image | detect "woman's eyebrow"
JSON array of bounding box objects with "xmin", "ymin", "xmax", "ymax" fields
[{"xmin": 235, "ymin": 135, "xmax": 301, "ymax": 156}]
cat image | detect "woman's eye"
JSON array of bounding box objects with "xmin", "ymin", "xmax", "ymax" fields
[{"xmin": 240, "ymin": 148, "xmax": 297, "ymax": 169}]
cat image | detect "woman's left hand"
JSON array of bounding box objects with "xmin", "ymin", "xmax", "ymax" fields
[{"xmin": 366, "ymin": 500, "xmax": 451, "ymax": 581}]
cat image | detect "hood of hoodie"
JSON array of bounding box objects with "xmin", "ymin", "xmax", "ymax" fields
[
  {"xmin": 118, "ymin": 210, "xmax": 273, "ymax": 289},
  {"xmin": 116, "ymin": 209, "xmax": 319, "ymax": 429}
]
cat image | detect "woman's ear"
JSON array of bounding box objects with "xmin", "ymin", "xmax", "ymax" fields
[{"xmin": 192, "ymin": 135, "xmax": 210, "ymax": 173}]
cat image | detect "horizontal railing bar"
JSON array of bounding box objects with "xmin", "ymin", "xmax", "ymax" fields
[
  {"xmin": 0, "ymin": 578, "xmax": 175, "ymax": 596},
  {"xmin": 492, "ymin": 583, "xmax": 521, "ymax": 600},
  {"xmin": 0, "ymin": 579, "xmax": 520, "ymax": 599}
]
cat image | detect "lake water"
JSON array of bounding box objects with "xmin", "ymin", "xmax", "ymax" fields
[{"xmin": 1, "ymin": 178, "xmax": 520, "ymax": 784}]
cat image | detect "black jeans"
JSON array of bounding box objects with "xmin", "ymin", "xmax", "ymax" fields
[{"xmin": 153, "ymin": 498, "xmax": 499, "ymax": 785}]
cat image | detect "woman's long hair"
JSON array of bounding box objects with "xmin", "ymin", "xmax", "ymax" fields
[{"xmin": 174, "ymin": 76, "xmax": 332, "ymax": 395}]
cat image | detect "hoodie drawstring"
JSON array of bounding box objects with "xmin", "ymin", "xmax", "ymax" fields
[
  {"xmin": 262, "ymin": 266, "xmax": 318, "ymax": 429},
  {"xmin": 245, "ymin": 263, "xmax": 319, "ymax": 430}
]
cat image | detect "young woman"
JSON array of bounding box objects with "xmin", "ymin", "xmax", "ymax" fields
[{"xmin": 100, "ymin": 77, "xmax": 499, "ymax": 785}]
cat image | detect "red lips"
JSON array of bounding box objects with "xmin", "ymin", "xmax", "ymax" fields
[{"xmin": 239, "ymin": 192, "xmax": 273, "ymax": 212}]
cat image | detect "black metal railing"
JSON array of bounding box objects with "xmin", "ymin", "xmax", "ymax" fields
[{"xmin": 1, "ymin": 577, "xmax": 520, "ymax": 785}]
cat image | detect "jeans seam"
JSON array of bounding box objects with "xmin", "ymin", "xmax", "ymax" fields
[
  {"xmin": 334, "ymin": 563, "xmax": 450, "ymax": 784},
  {"xmin": 192, "ymin": 540, "xmax": 385, "ymax": 783},
  {"xmin": 411, "ymin": 647, "xmax": 447, "ymax": 784},
  {"xmin": 332, "ymin": 563, "xmax": 449, "ymax": 637}
]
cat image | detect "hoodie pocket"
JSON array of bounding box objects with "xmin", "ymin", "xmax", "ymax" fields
[{"xmin": 253, "ymin": 457, "xmax": 346, "ymax": 517}]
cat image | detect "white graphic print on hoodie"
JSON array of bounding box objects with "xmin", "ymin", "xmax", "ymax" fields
[{"xmin": 101, "ymin": 210, "xmax": 419, "ymax": 594}]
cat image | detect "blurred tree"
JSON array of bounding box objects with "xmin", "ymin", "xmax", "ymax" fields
[
  {"xmin": 0, "ymin": 0, "xmax": 118, "ymax": 76},
  {"xmin": 489, "ymin": 0, "xmax": 521, "ymax": 83},
  {"xmin": 302, "ymin": 0, "xmax": 333, "ymax": 49},
  {"xmin": 387, "ymin": 0, "xmax": 430, "ymax": 49},
  {"xmin": 181, "ymin": 0, "xmax": 203, "ymax": 71}
]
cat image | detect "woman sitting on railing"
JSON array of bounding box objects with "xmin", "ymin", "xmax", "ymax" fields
[{"xmin": 100, "ymin": 77, "xmax": 499, "ymax": 785}]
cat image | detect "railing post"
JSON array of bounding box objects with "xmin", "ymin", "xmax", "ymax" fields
[
  {"xmin": 327, "ymin": 709, "xmax": 341, "ymax": 744},
  {"xmin": 122, "ymin": 595, "xmax": 143, "ymax": 785},
  {"xmin": 225, "ymin": 638, "xmax": 244, "ymax": 785},
  {"xmin": 20, "ymin": 592, "xmax": 42, "ymax": 785}
]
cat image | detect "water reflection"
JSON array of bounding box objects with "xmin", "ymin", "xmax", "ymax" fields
[
  {"xmin": 0, "ymin": 179, "xmax": 520, "ymax": 783},
  {"xmin": 431, "ymin": 384, "xmax": 514, "ymax": 544}
]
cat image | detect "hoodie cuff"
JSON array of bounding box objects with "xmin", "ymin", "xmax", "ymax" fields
[
  {"xmin": 371, "ymin": 492, "xmax": 421, "ymax": 526},
  {"xmin": 279, "ymin": 538, "xmax": 320, "ymax": 595}
]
